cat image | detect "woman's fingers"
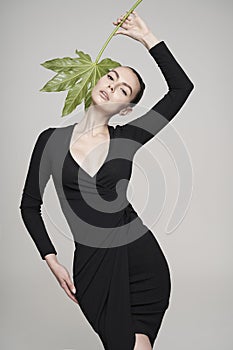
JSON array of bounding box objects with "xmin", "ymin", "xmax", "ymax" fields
[
  {"xmin": 113, "ymin": 11, "xmax": 134, "ymax": 25},
  {"xmin": 127, "ymin": 13, "xmax": 136, "ymax": 20},
  {"xmin": 114, "ymin": 29, "xmax": 128, "ymax": 36},
  {"xmin": 113, "ymin": 9, "xmax": 139, "ymax": 23},
  {"xmin": 113, "ymin": 19, "xmax": 130, "ymax": 26},
  {"xmin": 61, "ymin": 279, "xmax": 79, "ymax": 304},
  {"xmin": 49, "ymin": 261, "xmax": 79, "ymax": 304},
  {"xmin": 112, "ymin": 24, "xmax": 130, "ymax": 31},
  {"xmin": 66, "ymin": 276, "xmax": 76, "ymax": 294},
  {"xmin": 112, "ymin": 18, "xmax": 131, "ymax": 31},
  {"xmin": 118, "ymin": 12, "xmax": 126, "ymax": 20}
]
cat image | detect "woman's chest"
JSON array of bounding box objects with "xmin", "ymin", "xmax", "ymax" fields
[
  {"xmin": 69, "ymin": 132, "xmax": 110, "ymax": 179},
  {"xmin": 48, "ymin": 124, "xmax": 137, "ymax": 195}
]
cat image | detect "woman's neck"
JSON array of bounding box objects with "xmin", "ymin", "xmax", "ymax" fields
[{"xmin": 76, "ymin": 105, "xmax": 111, "ymax": 137}]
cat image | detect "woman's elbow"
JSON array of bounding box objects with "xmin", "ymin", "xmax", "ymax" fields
[
  {"xmin": 185, "ymin": 80, "xmax": 194, "ymax": 92},
  {"xmin": 182, "ymin": 81, "xmax": 194, "ymax": 100}
]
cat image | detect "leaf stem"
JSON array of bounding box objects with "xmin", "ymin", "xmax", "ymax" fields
[{"xmin": 95, "ymin": 0, "xmax": 143, "ymax": 63}]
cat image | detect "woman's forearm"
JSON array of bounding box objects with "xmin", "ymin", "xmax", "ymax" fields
[{"xmin": 140, "ymin": 31, "xmax": 161, "ymax": 50}]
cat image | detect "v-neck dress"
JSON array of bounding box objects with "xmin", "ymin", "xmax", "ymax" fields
[{"xmin": 19, "ymin": 40, "xmax": 194, "ymax": 349}]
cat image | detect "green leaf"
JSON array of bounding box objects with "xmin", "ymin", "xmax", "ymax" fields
[
  {"xmin": 39, "ymin": 0, "xmax": 143, "ymax": 116},
  {"xmin": 40, "ymin": 64, "xmax": 93, "ymax": 92},
  {"xmin": 62, "ymin": 70, "xmax": 91, "ymax": 116},
  {"xmin": 75, "ymin": 50, "xmax": 92, "ymax": 63},
  {"xmin": 40, "ymin": 49, "xmax": 121, "ymax": 115},
  {"xmin": 83, "ymin": 57, "xmax": 122, "ymax": 112},
  {"xmin": 84, "ymin": 88, "xmax": 93, "ymax": 111},
  {"xmin": 40, "ymin": 57, "xmax": 81, "ymax": 73},
  {"xmin": 59, "ymin": 55, "xmax": 121, "ymax": 116}
]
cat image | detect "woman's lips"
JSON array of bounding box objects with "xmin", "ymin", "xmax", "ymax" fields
[{"xmin": 99, "ymin": 91, "xmax": 109, "ymax": 101}]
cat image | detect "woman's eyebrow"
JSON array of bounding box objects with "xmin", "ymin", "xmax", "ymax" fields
[{"xmin": 109, "ymin": 69, "xmax": 132, "ymax": 95}]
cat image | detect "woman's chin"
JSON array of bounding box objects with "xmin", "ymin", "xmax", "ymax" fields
[
  {"xmin": 91, "ymin": 93, "xmax": 123, "ymax": 115},
  {"xmin": 91, "ymin": 93, "xmax": 108, "ymax": 106}
]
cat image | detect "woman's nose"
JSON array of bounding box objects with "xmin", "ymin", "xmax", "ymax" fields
[{"xmin": 108, "ymin": 84, "xmax": 114, "ymax": 92}]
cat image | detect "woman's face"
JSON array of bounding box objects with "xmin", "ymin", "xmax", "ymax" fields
[{"xmin": 90, "ymin": 66, "xmax": 141, "ymax": 116}]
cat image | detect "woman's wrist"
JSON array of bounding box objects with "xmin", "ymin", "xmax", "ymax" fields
[
  {"xmin": 45, "ymin": 253, "xmax": 59, "ymax": 266},
  {"xmin": 140, "ymin": 31, "xmax": 161, "ymax": 50}
]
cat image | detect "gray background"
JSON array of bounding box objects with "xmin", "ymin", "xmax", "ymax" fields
[{"xmin": 1, "ymin": 0, "xmax": 232, "ymax": 349}]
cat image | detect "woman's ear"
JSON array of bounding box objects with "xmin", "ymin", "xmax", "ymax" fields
[{"xmin": 119, "ymin": 106, "xmax": 133, "ymax": 116}]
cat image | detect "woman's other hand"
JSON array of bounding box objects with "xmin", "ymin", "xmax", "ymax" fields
[
  {"xmin": 113, "ymin": 10, "xmax": 151, "ymax": 42},
  {"xmin": 45, "ymin": 255, "xmax": 79, "ymax": 304},
  {"xmin": 112, "ymin": 10, "xmax": 161, "ymax": 50}
]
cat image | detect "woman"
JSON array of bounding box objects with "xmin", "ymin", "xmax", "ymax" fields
[{"xmin": 19, "ymin": 10, "xmax": 194, "ymax": 350}]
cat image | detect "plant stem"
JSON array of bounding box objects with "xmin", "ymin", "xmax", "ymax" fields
[{"xmin": 95, "ymin": 0, "xmax": 143, "ymax": 63}]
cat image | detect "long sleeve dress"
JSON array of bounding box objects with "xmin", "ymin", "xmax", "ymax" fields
[{"xmin": 19, "ymin": 40, "xmax": 194, "ymax": 350}]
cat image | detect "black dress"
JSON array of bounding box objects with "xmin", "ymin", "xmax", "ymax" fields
[{"xmin": 19, "ymin": 40, "xmax": 194, "ymax": 349}]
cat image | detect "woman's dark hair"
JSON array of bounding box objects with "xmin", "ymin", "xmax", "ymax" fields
[{"xmin": 125, "ymin": 66, "xmax": 146, "ymax": 106}]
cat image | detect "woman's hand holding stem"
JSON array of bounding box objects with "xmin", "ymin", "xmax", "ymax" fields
[{"xmin": 113, "ymin": 10, "xmax": 162, "ymax": 50}]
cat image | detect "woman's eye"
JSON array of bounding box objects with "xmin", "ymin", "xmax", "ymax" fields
[{"xmin": 107, "ymin": 74, "xmax": 127, "ymax": 96}]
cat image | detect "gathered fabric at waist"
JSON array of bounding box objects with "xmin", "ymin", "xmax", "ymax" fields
[{"xmin": 59, "ymin": 197, "xmax": 149, "ymax": 249}]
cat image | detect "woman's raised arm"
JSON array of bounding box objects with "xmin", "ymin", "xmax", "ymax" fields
[{"xmin": 113, "ymin": 11, "xmax": 194, "ymax": 146}]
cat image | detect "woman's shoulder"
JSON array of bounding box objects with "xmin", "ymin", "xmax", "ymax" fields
[
  {"xmin": 33, "ymin": 125, "xmax": 69, "ymax": 152},
  {"xmin": 38, "ymin": 123, "xmax": 73, "ymax": 138}
]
